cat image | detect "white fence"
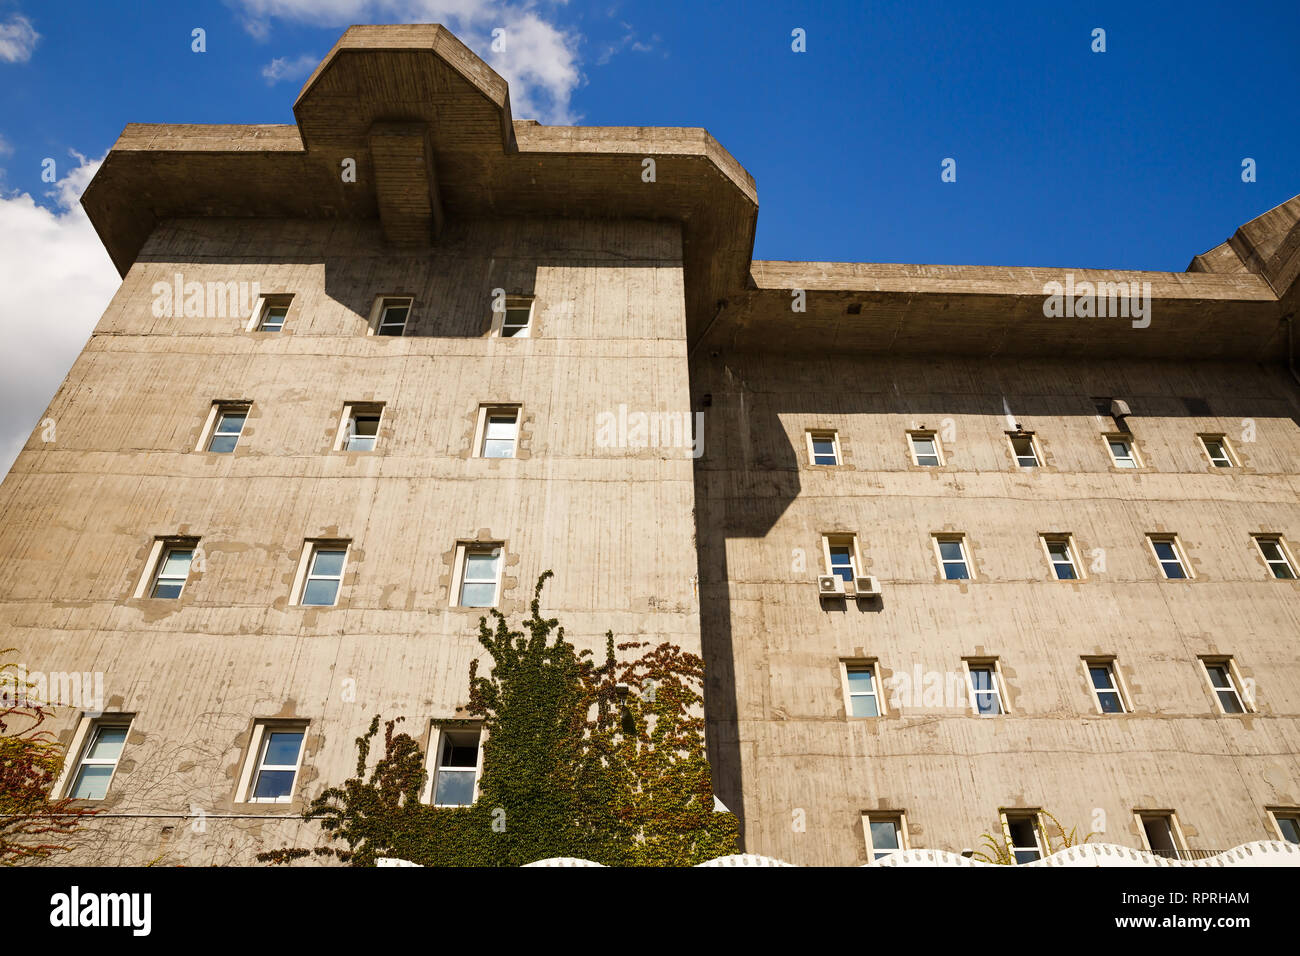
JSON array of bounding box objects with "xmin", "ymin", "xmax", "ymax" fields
[{"xmin": 376, "ymin": 840, "xmax": 1299, "ymax": 867}]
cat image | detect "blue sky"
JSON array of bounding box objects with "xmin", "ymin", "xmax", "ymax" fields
[
  {"xmin": 2, "ymin": 0, "xmax": 1298, "ymax": 267},
  {"xmin": 0, "ymin": 0, "xmax": 1297, "ymax": 474}
]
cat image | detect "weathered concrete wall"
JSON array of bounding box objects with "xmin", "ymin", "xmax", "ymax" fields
[
  {"xmin": 0, "ymin": 216, "xmax": 700, "ymax": 865},
  {"xmin": 693, "ymin": 350, "xmax": 1300, "ymax": 866}
]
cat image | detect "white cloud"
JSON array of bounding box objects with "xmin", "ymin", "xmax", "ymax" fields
[
  {"xmin": 0, "ymin": 152, "xmax": 119, "ymax": 478},
  {"xmin": 596, "ymin": 23, "xmax": 655, "ymax": 66},
  {"xmin": 0, "ymin": 13, "xmax": 39, "ymax": 63},
  {"xmin": 229, "ymin": 1, "xmax": 583, "ymax": 123},
  {"xmin": 261, "ymin": 53, "xmax": 318, "ymax": 84}
]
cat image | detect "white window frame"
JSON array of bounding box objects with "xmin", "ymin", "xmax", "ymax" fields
[
  {"xmin": 933, "ymin": 535, "xmax": 971, "ymax": 581},
  {"xmin": 1105, "ymin": 434, "xmax": 1139, "ymax": 468},
  {"xmin": 841, "ymin": 660, "xmax": 884, "ymax": 718},
  {"xmin": 908, "ymin": 431, "xmax": 943, "ymax": 467},
  {"xmin": 134, "ymin": 537, "xmax": 199, "ymax": 600},
  {"xmin": 493, "ymin": 296, "xmax": 534, "ymax": 338},
  {"xmin": 1253, "ymin": 535, "xmax": 1297, "ymax": 580},
  {"xmin": 335, "ymin": 402, "xmax": 384, "ymax": 452},
  {"xmin": 474, "ymin": 405, "xmax": 521, "ymax": 459},
  {"xmin": 237, "ymin": 721, "xmax": 308, "ymax": 804},
  {"xmin": 246, "ymin": 295, "xmax": 292, "ymax": 333},
  {"xmin": 1084, "ymin": 658, "xmax": 1129, "ymax": 714},
  {"xmin": 862, "ymin": 812, "xmax": 908, "ymax": 861},
  {"xmin": 422, "ymin": 722, "xmax": 486, "ymax": 806},
  {"xmin": 451, "ymin": 542, "xmax": 505, "ymax": 608},
  {"xmin": 963, "ymin": 659, "xmax": 1006, "ymax": 716},
  {"xmin": 1148, "ymin": 535, "xmax": 1191, "ymax": 580},
  {"xmin": 57, "ymin": 715, "xmax": 132, "ymax": 801},
  {"xmin": 1001, "ymin": 810, "xmax": 1045, "ymax": 864},
  {"xmin": 1135, "ymin": 811, "xmax": 1188, "ymax": 860},
  {"xmin": 1199, "ymin": 434, "xmax": 1235, "ymax": 468},
  {"xmin": 1041, "ymin": 534, "xmax": 1081, "ymax": 581},
  {"xmin": 806, "ymin": 430, "xmax": 841, "ymax": 466},
  {"xmin": 821, "ymin": 534, "xmax": 861, "ymax": 584},
  {"xmin": 291, "ymin": 540, "xmax": 349, "ymax": 607},
  {"xmin": 1200, "ymin": 657, "xmax": 1250, "ymax": 714},
  {"xmin": 368, "ymin": 295, "xmax": 413, "ymax": 337},
  {"xmin": 1008, "ymin": 432, "xmax": 1040, "ymax": 467},
  {"xmin": 198, "ymin": 401, "xmax": 250, "ymax": 453},
  {"xmin": 1268, "ymin": 808, "xmax": 1300, "ymax": 845}
]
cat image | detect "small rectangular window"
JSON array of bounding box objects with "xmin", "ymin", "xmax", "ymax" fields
[
  {"xmin": 245, "ymin": 724, "xmax": 306, "ymax": 803},
  {"xmin": 1003, "ymin": 811, "xmax": 1043, "ymax": 864},
  {"xmin": 1200, "ymin": 435, "xmax": 1234, "ymax": 468},
  {"xmin": 807, "ymin": 430, "xmax": 840, "ymax": 466},
  {"xmin": 1149, "ymin": 536, "xmax": 1189, "ymax": 579},
  {"xmin": 823, "ymin": 535, "xmax": 860, "ymax": 583},
  {"xmin": 337, "ymin": 403, "xmax": 384, "ymax": 452},
  {"xmin": 1043, "ymin": 536, "xmax": 1079, "ymax": 580},
  {"xmin": 206, "ymin": 404, "xmax": 248, "ymax": 453},
  {"xmin": 432, "ymin": 728, "xmax": 482, "ymax": 806},
  {"xmin": 66, "ymin": 719, "xmax": 131, "ymax": 800},
  {"xmin": 297, "ymin": 542, "xmax": 347, "ymax": 607},
  {"xmin": 1138, "ymin": 812, "xmax": 1185, "ymax": 859},
  {"xmin": 1106, "ymin": 435, "xmax": 1139, "ymax": 468},
  {"xmin": 150, "ymin": 544, "xmax": 195, "ymax": 599},
  {"xmin": 1201, "ymin": 659, "xmax": 1247, "ymax": 714},
  {"xmin": 965, "ymin": 662, "xmax": 1005, "ymax": 715},
  {"xmin": 909, "ymin": 432, "xmax": 942, "ymax": 467},
  {"xmin": 456, "ymin": 544, "xmax": 503, "ymax": 608},
  {"xmin": 935, "ymin": 536, "xmax": 970, "ymax": 580},
  {"xmin": 249, "ymin": 296, "xmax": 292, "ymax": 332},
  {"xmin": 1086, "ymin": 659, "xmax": 1128, "ymax": 714},
  {"xmin": 374, "ymin": 297, "xmax": 412, "ymax": 336},
  {"xmin": 1010, "ymin": 433, "xmax": 1039, "ymax": 467},
  {"xmin": 1270, "ymin": 810, "xmax": 1300, "ymax": 845},
  {"xmin": 863, "ymin": 813, "xmax": 907, "ymax": 861},
  {"xmin": 478, "ymin": 407, "xmax": 520, "ymax": 459},
  {"xmin": 1254, "ymin": 536, "xmax": 1296, "ymax": 580},
  {"xmin": 498, "ymin": 297, "xmax": 534, "ymax": 338},
  {"xmin": 843, "ymin": 662, "xmax": 881, "ymax": 718}
]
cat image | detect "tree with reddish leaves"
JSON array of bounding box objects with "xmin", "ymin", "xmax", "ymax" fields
[{"xmin": 0, "ymin": 654, "xmax": 97, "ymax": 865}]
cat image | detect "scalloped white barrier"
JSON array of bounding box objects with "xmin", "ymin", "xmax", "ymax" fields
[
  {"xmin": 522, "ymin": 857, "xmax": 607, "ymax": 867},
  {"xmin": 696, "ymin": 853, "xmax": 796, "ymax": 867},
  {"xmin": 869, "ymin": 841, "xmax": 1300, "ymax": 867},
  {"xmin": 376, "ymin": 840, "xmax": 1299, "ymax": 868}
]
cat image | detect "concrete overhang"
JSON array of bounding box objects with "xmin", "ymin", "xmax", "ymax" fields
[
  {"xmin": 694, "ymin": 260, "xmax": 1286, "ymax": 361},
  {"xmin": 80, "ymin": 24, "xmax": 758, "ymax": 342},
  {"xmin": 79, "ymin": 24, "xmax": 1299, "ymax": 363}
]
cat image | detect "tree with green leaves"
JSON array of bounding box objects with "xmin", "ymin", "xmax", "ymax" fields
[{"xmin": 259, "ymin": 572, "xmax": 737, "ymax": 866}]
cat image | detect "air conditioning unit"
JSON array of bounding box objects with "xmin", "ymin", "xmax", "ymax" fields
[
  {"xmin": 854, "ymin": 575, "xmax": 881, "ymax": 597},
  {"xmin": 817, "ymin": 575, "xmax": 845, "ymax": 597}
]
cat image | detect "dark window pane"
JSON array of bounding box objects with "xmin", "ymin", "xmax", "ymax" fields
[
  {"xmin": 434, "ymin": 769, "xmax": 476, "ymax": 806},
  {"xmin": 252, "ymin": 769, "xmax": 296, "ymax": 800},
  {"xmin": 310, "ymin": 550, "xmax": 346, "ymax": 577},
  {"xmin": 302, "ymin": 579, "xmax": 339, "ymax": 606},
  {"xmin": 263, "ymin": 732, "xmax": 303, "ymax": 766},
  {"xmin": 207, "ymin": 433, "xmax": 238, "ymax": 453}
]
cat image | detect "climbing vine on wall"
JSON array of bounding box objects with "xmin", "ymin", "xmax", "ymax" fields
[
  {"xmin": 258, "ymin": 572, "xmax": 738, "ymax": 866},
  {"xmin": 0, "ymin": 652, "xmax": 99, "ymax": 864}
]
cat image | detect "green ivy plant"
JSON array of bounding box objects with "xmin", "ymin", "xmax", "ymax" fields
[
  {"xmin": 971, "ymin": 809, "xmax": 1097, "ymax": 865},
  {"xmin": 259, "ymin": 572, "xmax": 738, "ymax": 866}
]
